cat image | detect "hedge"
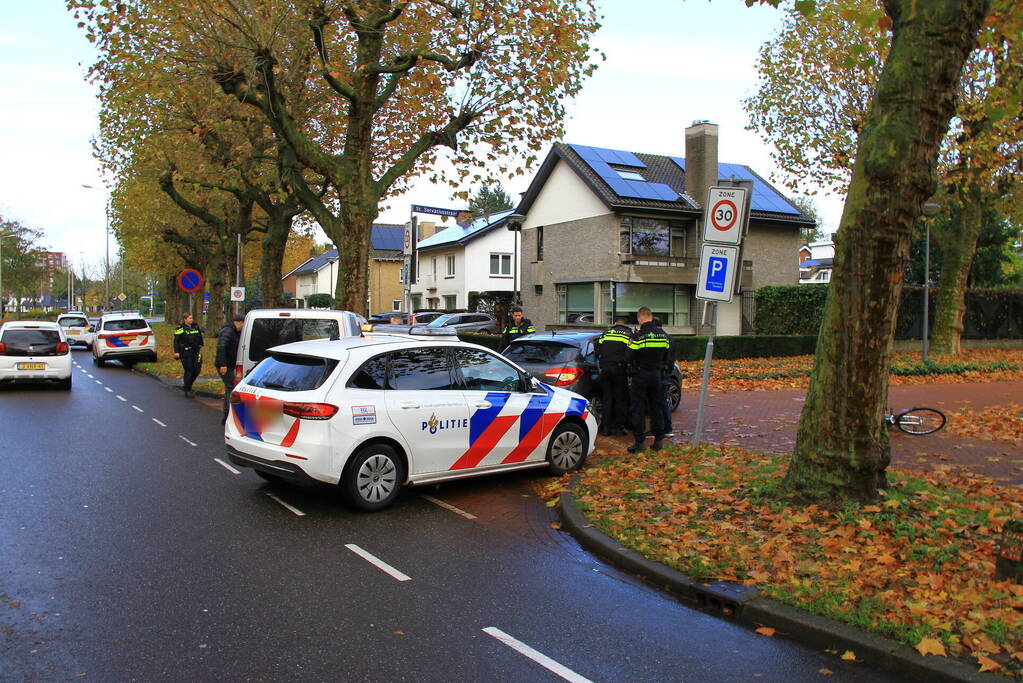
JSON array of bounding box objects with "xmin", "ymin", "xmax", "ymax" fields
[
  {"xmin": 458, "ymin": 331, "xmax": 503, "ymax": 350},
  {"xmin": 754, "ymin": 285, "xmax": 829, "ymax": 335},
  {"xmin": 672, "ymin": 335, "xmax": 817, "ymax": 361}
]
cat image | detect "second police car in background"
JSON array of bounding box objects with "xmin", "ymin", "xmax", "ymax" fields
[{"xmin": 225, "ymin": 325, "xmax": 596, "ymax": 511}]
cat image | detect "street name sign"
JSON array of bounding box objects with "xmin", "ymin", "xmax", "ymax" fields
[
  {"xmin": 696, "ymin": 244, "xmax": 739, "ymax": 302},
  {"xmin": 702, "ymin": 186, "xmax": 749, "ymax": 245}
]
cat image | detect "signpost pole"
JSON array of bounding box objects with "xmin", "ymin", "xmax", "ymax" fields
[{"xmin": 691, "ymin": 302, "xmax": 716, "ymax": 446}]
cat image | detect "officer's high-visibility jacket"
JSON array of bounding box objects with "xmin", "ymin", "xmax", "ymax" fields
[
  {"xmin": 596, "ymin": 324, "xmax": 632, "ymax": 365},
  {"xmin": 626, "ymin": 321, "xmax": 670, "ymax": 371},
  {"xmin": 500, "ymin": 318, "xmax": 535, "ymax": 348},
  {"xmin": 173, "ymin": 323, "xmax": 204, "ymax": 355}
]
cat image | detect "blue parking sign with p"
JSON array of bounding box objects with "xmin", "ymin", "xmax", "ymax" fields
[{"xmin": 707, "ymin": 257, "xmax": 727, "ymax": 292}]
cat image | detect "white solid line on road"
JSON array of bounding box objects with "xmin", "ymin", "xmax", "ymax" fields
[
  {"xmin": 132, "ymin": 405, "xmax": 144, "ymax": 413},
  {"xmin": 152, "ymin": 418, "xmax": 167, "ymax": 427},
  {"xmin": 267, "ymin": 493, "xmax": 306, "ymax": 517},
  {"xmin": 179, "ymin": 435, "xmax": 198, "ymax": 447},
  {"xmin": 105, "ymin": 387, "xmax": 112, "ymax": 392},
  {"xmin": 482, "ymin": 628, "xmax": 593, "ymax": 683},
  {"xmin": 116, "ymin": 395, "xmax": 126, "ymax": 401},
  {"xmin": 423, "ymin": 495, "xmax": 478, "ymax": 520},
  {"xmin": 344, "ymin": 544, "xmax": 411, "ymax": 582},
  {"xmin": 214, "ymin": 458, "xmax": 240, "ymax": 474}
]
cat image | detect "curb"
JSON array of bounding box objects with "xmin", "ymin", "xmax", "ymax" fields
[
  {"xmin": 132, "ymin": 366, "xmax": 222, "ymax": 400},
  {"xmin": 558, "ymin": 480, "xmax": 999, "ymax": 683}
]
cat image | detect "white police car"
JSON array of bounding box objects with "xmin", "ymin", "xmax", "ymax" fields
[{"xmin": 225, "ymin": 327, "xmax": 596, "ymax": 511}]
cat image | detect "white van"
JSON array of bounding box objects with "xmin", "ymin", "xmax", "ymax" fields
[{"xmin": 234, "ymin": 308, "xmax": 367, "ymax": 378}]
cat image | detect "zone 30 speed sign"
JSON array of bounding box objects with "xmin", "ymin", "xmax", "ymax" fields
[{"xmin": 701, "ymin": 187, "xmax": 749, "ymax": 245}]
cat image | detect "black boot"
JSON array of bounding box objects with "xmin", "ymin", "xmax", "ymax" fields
[
  {"xmin": 627, "ymin": 441, "xmax": 645, "ymax": 454},
  {"xmin": 650, "ymin": 440, "xmax": 664, "ymax": 451}
]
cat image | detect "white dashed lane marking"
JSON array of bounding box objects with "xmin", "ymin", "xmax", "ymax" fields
[
  {"xmin": 105, "ymin": 387, "xmax": 112, "ymax": 393},
  {"xmin": 179, "ymin": 436, "xmax": 197, "ymax": 447},
  {"xmin": 152, "ymin": 418, "xmax": 166, "ymax": 428},
  {"xmin": 423, "ymin": 495, "xmax": 478, "ymax": 520},
  {"xmin": 483, "ymin": 627, "xmax": 593, "ymax": 683},
  {"xmin": 94, "ymin": 380, "xmax": 102, "ymax": 385},
  {"xmin": 132, "ymin": 405, "xmax": 144, "ymax": 413},
  {"xmin": 267, "ymin": 494, "xmax": 306, "ymax": 517},
  {"xmin": 344, "ymin": 544, "xmax": 411, "ymax": 582},
  {"xmin": 214, "ymin": 458, "xmax": 240, "ymax": 474},
  {"xmin": 116, "ymin": 395, "xmax": 126, "ymax": 402}
]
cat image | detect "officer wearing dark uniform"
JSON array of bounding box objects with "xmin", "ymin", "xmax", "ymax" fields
[
  {"xmin": 500, "ymin": 306, "xmax": 535, "ymax": 349},
  {"xmin": 173, "ymin": 312, "xmax": 203, "ymax": 398},
  {"xmin": 595, "ymin": 317, "xmax": 632, "ymax": 436},
  {"xmin": 626, "ymin": 307, "xmax": 671, "ymax": 453}
]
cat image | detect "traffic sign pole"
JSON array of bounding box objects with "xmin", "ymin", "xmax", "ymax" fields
[{"xmin": 692, "ymin": 302, "xmax": 717, "ymax": 446}]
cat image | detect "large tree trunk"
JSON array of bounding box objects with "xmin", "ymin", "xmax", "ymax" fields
[
  {"xmin": 260, "ymin": 211, "xmax": 292, "ymax": 308},
  {"xmin": 930, "ymin": 188, "xmax": 984, "ymax": 356},
  {"xmin": 332, "ymin": 211, "xmax": 373, "ymax": 315},
  {"xmin": 784, "ymin": 0, "xmax": 990, "ymax": 503}
]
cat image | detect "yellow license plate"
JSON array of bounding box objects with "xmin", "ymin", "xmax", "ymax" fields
[{"xmin": 18, "ymin": 363, "xmax": 45, "ymax": 370}]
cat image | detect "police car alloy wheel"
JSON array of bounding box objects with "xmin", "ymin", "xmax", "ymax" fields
[
  {"xmin": 547, "ymin": 423, "xmax": 586, "ymax": 475},
  {"xmin": 344, "ymin": 444, "xmax": 404, "ymax": 512}
]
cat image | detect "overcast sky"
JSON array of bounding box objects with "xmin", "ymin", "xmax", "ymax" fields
[{"xmin": 0, "ymin": 1, "xmax": 843, "ymax": 273}]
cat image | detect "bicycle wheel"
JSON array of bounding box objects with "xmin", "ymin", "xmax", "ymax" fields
[{"xmin": 895, "ymin": 407, "xmax": 946, "ymax": 435}]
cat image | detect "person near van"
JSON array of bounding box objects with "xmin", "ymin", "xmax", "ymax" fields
[
  {"xmin": 500, "ymin": 306, "xmax": 535, "ymax": 349},
  {"xmin": 596, "ymin": 316, "xmax": 632, "ymax": 436},
  {"xmin": 626, "ymin": 307, "xmax": 670, "ymax": 453},
  {"xmin": 173, "ymin": 313, "xmax": 204, "ymax": 398},
  {"xmin": 216, "ymin": 314, "xmax": 245, "ymax": 424}
]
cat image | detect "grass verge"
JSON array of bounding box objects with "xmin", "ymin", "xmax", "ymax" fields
[{"xmin": 568, "ymin": 445, "xmax": 1023, "ymax": 677}]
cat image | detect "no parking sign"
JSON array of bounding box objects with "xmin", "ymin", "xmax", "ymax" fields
[{"xmin": 176, "ymin": 269, "xmax": 204, "ymax": 293}]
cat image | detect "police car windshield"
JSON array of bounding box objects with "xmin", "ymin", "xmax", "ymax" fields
[
  {"xmin": 503, "ymin": 341, "xmax": 578, "ymax": 364},
  {"xmin": 246, "ymin": 353, "xmax": 339, "ymax": 392}
]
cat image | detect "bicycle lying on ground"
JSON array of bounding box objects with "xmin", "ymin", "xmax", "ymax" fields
[{"xmin": 885, "ymin": 407, "xmax": 947, "ymax": 435}]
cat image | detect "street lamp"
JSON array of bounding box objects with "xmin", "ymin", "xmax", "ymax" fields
[
  {"xmin": 81, "ymin": 184, "xmax": 111, "ymax": 311},
  {"xmin": 920, "ymin": 200, "xmax": 941, "ymax": 361},
  {"xmin": 0, "ymin": 231, "xmax": 17, "ymax": 317},
  {"xmin": 505, "ymin": 213, "xmax": 526, "ymax": 306}
]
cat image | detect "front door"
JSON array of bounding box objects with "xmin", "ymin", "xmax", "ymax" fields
[{"xmin": 384, "ymin": 347, "xmax": 470, "ymax": 475}]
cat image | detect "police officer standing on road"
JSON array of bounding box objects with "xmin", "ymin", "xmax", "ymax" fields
[
  {"xmin": 596, "ymin": 316, "xmax": 632, "ymax": 436},
  {"xmin": 173, "ymin": 312, "xmax": 203, "ymax": 398},
  {"xmin": 626, "ymin": 307, "xmax": 671, "ymax": 453},
  {"xmin": 216, "ymin": 314, "xmax": 245, "ymax": 424},
  {"xmin": 500, "ymin": 306, "xmax": 535, "ymax": 349}
]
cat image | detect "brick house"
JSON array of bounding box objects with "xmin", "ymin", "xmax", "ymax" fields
[{"xmin": 514, "ymin": 122, "xmax": 815, "ymax": 335}]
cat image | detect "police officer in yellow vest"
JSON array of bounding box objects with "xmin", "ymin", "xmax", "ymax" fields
[
  {"xmin": 173, "ymin": 312, "xmax": 204, "ymax": 398},
  {"xmin": 500, "ymin": 306, "xmax": 535, "ymax": 349},
  {"xmin": 596, "ymin": 316, "xmax": 632, "ymax": 436},
  {"xmin": 626, "ymin": 307, "xmax": 671, "ymax": 453}
]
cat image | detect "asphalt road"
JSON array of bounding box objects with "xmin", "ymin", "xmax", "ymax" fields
[{"xmin": 0, "ymin": 350, "xmax": 907, "ymax": 682}]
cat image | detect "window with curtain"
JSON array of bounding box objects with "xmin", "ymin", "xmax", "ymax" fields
[
  {"xmin": 489, "ymin": 253, "xmax": 511, "ymax": 276},
  {"xmin": 446, "ymin": 254, "xmax": 455, "ymax": 276},
  {"xmin": 615, "ymin": 283, "xmax": 690, "ymax": 326}
]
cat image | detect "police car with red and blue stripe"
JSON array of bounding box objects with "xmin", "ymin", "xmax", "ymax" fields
[{"xmin": 225, "ymin": 325, "xmax": 596, "ymax": 510}]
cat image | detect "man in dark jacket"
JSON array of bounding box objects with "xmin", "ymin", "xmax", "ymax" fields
[
  {"xmin": 500, "ymin": 306, "xmax": 535, "ymax": 349},
  {"xmin": 215, "ymin": 314, "xmax": 244, "ymax": 424},
  {"xmin": 626, "ymin": 307, "xmax": 671, "ymax": 453},
  {"xmin": 173, "ymin": 312, "xmax": 203, "ymax": 398},
  {"xmin": 596, "ymin": 317, "xmax": 632, "ymax": 436}
]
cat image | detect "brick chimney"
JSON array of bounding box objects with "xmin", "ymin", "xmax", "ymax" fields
[{"xmin": 684, "ymin": 120, "xmax": 719, "ymax": 209}]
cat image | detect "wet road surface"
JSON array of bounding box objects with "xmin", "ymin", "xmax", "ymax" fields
[{"xmin": 0, "ymin": 350, "xmax": 907, "ymax": 681}]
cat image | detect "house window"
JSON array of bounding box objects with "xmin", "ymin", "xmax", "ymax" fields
[
  {"xmin": 490, "ymin": 253, "xmax": 512, "ymax": 276},
  {"xmin": 534, "ymin": 284, "xmax": 543, "ymax": 296},
  {"xmin": 443, "ymin": 295, "xmax": 457, "ymax": 310},
  {"xmin": 620, "ymin": 217, "xmax": 687, "ymax": 258},
  {"xmin": 431, "ymin": 257, "xmax": 437, "ymax": 278},
  {"xmin": 446, "ymin": 254, "xmax": 455, "ymax": 277},
  {"xmin": 616, "ymin": 169, "xmax": 645, "ymax": 181},
  {"xmin": 615, "ymin": 282, "xmax": 690, "ymax": 326},
  {"xmin": 536, "ymin": 226, "xmax": 544, "ymax": 261},
  {"xmin": 556, "ymin": 283, "xmax": 594, "ymax": 324},
  {"xmin": 391, "ymin": 299, "xmax": 401, "ymax": 311},
  {"xmin": 412, "ymin": 295, "xmax": 422, "ymax": 310}
]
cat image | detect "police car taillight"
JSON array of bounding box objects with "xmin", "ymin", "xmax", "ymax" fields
[
  {"xmin": 544, "ymin": 367, "xmax": 583, "ymax": 386},
  {"xmin": 282, "ymin": 402, "xmax": 338, "ymax": 420}
]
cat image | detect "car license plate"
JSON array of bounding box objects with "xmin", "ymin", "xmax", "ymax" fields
[
  {"xmin": 18, "ymin": 363, "xmax": 45, "ymax": 370},
  {"xmin": 251, "ymin": 401, "xmax": 281, "ymax": 422}
]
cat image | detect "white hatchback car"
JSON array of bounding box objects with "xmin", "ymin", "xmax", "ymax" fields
[
  {"xmin": 0, "ymin": 321, "xmax": 72, "ymax": 389},
  {"xmin": 56, "ymin": 311, "xmax": 94, "ymax": 347},
  {"xmin": 225, "ymin": 329, "xmax": 596, "ymax": 511},
  {"xmin": 92, "ymin": 311, "xmax": 157, "ymax": 367}
]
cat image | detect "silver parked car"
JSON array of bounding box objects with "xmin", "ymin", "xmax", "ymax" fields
[{"xmin": 423, "ymin": 312, "xmax": 500, "ymax": 334}]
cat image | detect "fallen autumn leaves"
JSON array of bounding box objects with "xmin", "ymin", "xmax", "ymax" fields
[{"xmin": 571, "ymin": 445, "xmax": 1023, "ymax": 677}]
